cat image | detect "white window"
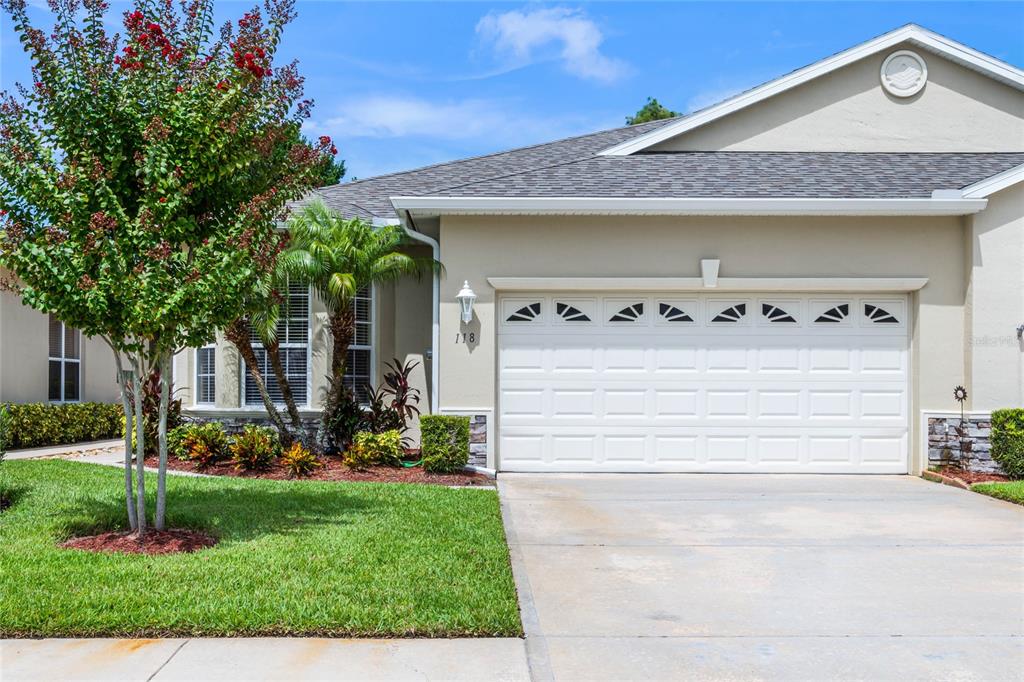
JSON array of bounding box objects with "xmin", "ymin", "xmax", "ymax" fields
[
  {"xmin": 195, "ymin": 345, "xmax": 216, "ymax": 405},
  {"xmin": 244, "ymin": 281, "xmax": 310, "ymax": 406},
  {"xmin": 344, "ymin": 286, "xmax": 374, "ymax": 404},
  {"xmin": 48, "ymin": 314, "xmax": 80, "ymax": 402}
]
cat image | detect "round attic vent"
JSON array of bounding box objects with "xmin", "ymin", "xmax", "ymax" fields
[{"xmin": 880, "ymin": 50, "xmax": 928, "ymax": 97}]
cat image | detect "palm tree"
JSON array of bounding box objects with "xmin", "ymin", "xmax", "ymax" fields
[
  {"xmin": 280, "ymin": 199, "xmax": 440, "ymax": 447},
  {"xmin": 224, "ymin": 273, "xmax": 306, "ymax": 446}
]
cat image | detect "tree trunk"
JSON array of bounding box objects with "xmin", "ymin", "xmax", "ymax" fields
[
  {"xmin": 155, "ymin": 353, "xmax": 170, "ymax": 530},
  {"xmin": 325, "ymin": 301, "xmax": 356, "ymax": 414},
  {"xmin": 266, "ymin": 339, "xmax": 305, "ymax": 436},
  {"xmin": 225, "ymin": 319, "xmax": 292, "ymax": 444},
  {"xmin": 318, "ymin": 302, "xmax": 357, "ymax": 450},
  {"xmin": 131, "ymin": 360, "xmax": 147, "ymax": 536},
  {"xmin": 113, "ymin": 352, "xmax": 138, "ymax": 532}
]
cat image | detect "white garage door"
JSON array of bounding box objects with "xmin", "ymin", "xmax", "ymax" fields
[{"xmin": 497, "ymin": 293, "xmax": 909, "ymax": 473}]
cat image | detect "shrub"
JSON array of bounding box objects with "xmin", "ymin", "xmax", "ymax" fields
[
  {"xmin": 364, "ymin": 359, "xmax": 422, "ymax": 437},
  {"xmin": 2, "ymin": 402, "xmax": 123, "ymax": 449},
  {"xmin": 0, "ymin": 404, "xmax": 10, "ymax": 463},
  {"xmin": 992, "ymin": 408, "xmax": 1024, "ymax": 480},
  {"xmin": 321, "ymin": 385, "xmax": 365, "ymax": 455},
  {"xmin": 280, "ymin": 442, "xmax": 322, "ymax": 478},
  {"xmin": 344, "ymin": 430, "xmax": 403, "ymax": 470},
  {"xmin": 420, "ymin": 415, "xmax": 470, "ymax": 473},
  {"xmin": 230, "ymin": 425, "xmax": 282, "ymax": 471},
  {"xmin": 124, "ymin": 370, "xmax": 183, "ymax": 457},
  {"xmin": 168, "ymin": 422, "xmax": 230, "ymax": 468}
]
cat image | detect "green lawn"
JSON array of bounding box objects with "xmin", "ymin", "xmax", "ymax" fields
[
  {"xmin": 971, "ymin": 480, "xmax": 1024, "ymax": 506},
  {"xmin": 0, "ymin": 459, "xmax": 521, "ymax": 637}
]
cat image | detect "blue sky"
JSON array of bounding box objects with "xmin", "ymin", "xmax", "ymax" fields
[{"xmin": 2, "ymin": 2, "xmax": 1022, "ymax": 179}]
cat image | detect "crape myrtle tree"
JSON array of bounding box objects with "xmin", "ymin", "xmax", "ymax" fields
[{"xmin": 0, "ymin": 0, "xmax": 334, "ymax": 535}]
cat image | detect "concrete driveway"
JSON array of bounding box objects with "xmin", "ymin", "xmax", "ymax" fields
[{"xmin": 499, "ymin": 474, "xmax": 1024, "ymax": 681}]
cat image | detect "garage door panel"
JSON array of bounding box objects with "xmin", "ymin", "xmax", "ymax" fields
[{"xmin": 498, "ymin": 292, "xmax": 909, "ymax": 473}]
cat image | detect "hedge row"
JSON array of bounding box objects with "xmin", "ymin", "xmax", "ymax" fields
[
  {"xmin": 992, "ymin": 408, "xmax": 1024, "ymax": 480},
  {"xmin": 2, "ymin": 402, "xmax": 124, "ymax": 450}
]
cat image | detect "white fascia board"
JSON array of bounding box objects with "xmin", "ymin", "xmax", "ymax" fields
[
  {"xmin": 391, "ymin": 196, "xmax": 987, "ymax": 217},
  {"xmin": 487, "ymin": 277, "xmax": 929, "ymax": 293},
  {"xmin": 960, "ymin": 163, "xmax": 1024, "ymax": 199},
  {"xmin": 599, "ymin": 25, "xmax": 1024, "ymax": 157}
]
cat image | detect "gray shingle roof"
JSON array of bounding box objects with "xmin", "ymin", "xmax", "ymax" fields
[
  {"xmin": 308, "ymin": 121, "xmax": 1024, "ymax": 218},
  {"xmin": 434, "ymin": 152, "xmax": 1024, "ymax": 199},
  {"xmin": 303, "ymin": 118, "xmax": 676, "ymax": 219}
]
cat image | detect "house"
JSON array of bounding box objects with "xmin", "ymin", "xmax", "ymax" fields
[{"xmin": 3, "ymin": 24, "xmax": 1021, "ymax": 474}]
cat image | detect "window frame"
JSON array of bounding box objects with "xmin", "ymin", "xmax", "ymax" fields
[
  {"xmin": 194, "ymin": 343, "xmax": 217, "ymax": 407},
  {"xmin": 344, "ymin": 285, "xmax": 376, "ymax": 405},
  {"xmin": 241, "ymin": 282, "xmax": 313, "ymax": 409},
  {"xmin": 48, "ymin": 314, "xmax": 81, "ymax": 404}
]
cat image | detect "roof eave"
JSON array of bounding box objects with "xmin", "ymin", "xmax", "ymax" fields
[
  {"xmin": 390, "ymin": 196, "xmax": 988, "ymax": 218},
  {"xmin": 959, "ymin": 163, "xmax": 1024, "ymax": 198},
  {"xmin": 598, "ymin": 25, "xmax": 1024, "ymax": 157}
]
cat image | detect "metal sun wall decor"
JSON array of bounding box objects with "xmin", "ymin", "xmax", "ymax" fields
[{"xmin": 953, "ymin": 385, "xmax": 969, "ymax": 471}]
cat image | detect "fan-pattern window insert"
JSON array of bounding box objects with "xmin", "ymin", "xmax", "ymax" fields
[
  {"xmin": 815, "ymin": 303, "xmax": 849, "ymax": 323},
  {"xmin": 609, "ymin": 302, "xmax": 644, "ymax": 323},
  {"xmin": 659, "ymin": 303, "xmax": 693, "ymax": 323},
  {"xmin": 762, "ymin": 303, "xmax": 796, "ymax": 323},
  {"xmin": 864, "ymin": 304, "xmax": 899, "ymax": 324},
  {"xmin": 507, "ymin": 302, "xmax": 541, "ymax": 322},
  {"xmin": 712, "ymin": 303, "xmax": 746, "ymax": 323},
  {"xmin": 556, "ymin": 302, "xmax": 590, "ymax": 322}
]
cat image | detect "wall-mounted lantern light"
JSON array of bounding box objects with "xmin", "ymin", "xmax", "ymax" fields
[{"xmin": 456, "ymin": 280, "xmax": 477, "ymax": 324}]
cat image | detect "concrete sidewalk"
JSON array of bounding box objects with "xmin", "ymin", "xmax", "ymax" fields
[
  {"xmin": 0, "ymin": 638, "xmax": 530, "ymax": 681},
  {"xmin": 4, "ymin": 438, "xmax": 123, "ymax": 461}
]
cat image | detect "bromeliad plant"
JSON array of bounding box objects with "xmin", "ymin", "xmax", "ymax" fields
[{"xmin": 0, "ymin": 0, "xmax": 333, "ymax": 535}]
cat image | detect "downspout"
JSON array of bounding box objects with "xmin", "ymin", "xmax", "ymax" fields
[{"xmin": 380, "ymin": 212, "xmax": 439, "ymax": 414}]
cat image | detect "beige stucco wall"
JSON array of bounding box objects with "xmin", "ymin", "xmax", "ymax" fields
[
  {"xmin": 966, "ymin": 183, "xmax": 1024, "ymax": 409},
  {"xmin": 651, "ymin": 44, "xmax": 1023, "ymax": 152},
  {"xmin": 438, "ymin": 213, "xmax": 970, "ymax": 472},
  {"xmin": 0, "ymin": 290, "xmax": 118, "ymax": 404}
]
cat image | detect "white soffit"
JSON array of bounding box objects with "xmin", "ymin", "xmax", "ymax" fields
[
  {"xmin": 598, "ymin": 24, "xmax": 1024, "ymax": 157},
  {"xmin": 391, "ymin": 196, "xmax": 987, "ymax": 218}
]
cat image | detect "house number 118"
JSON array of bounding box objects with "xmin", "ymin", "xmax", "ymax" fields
[{"xmin": 455, "ymin": 332, "xmax": 476, "ymax": 344}]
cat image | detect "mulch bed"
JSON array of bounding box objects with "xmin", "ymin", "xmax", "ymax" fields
[
  {"xmin": 144, "ymin": 454, "xmax": 494, "ymax": 487},
  {"xmin": 60, "ymin": 528, "xmax": 218, "ymax": 555},
  {"xmin": 934, "ymin": 466, "xmax": 1009, "ymax": 485}
]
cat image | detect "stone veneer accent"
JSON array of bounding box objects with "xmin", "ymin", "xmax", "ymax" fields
[
  {"xmin": 468, "ymin": 414, "xmax": 488, "ymax": 467},
  {"xmin": 927, "ymin": 414, "xmax": 1003, "ymax": 474},
  {"xmin": 189, "ymin": 413, "xmax": 319, "ymax": 444}
]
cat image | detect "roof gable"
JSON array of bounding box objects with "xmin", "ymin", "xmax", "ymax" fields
[{"xmin": 598, "ymin": 25, "xmax": 1024, "ymax": 156}]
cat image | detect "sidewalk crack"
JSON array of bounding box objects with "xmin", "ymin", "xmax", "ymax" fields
[{"xmin": 147, "ymin": 639, "xmax": 189, "ymax": 681}]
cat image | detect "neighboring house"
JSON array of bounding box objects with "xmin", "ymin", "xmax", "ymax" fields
[{"xmin": 2, "ymin": 25, "xmax": 1021, "ymax": 474}]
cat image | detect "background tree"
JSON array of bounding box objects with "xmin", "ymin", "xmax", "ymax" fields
[
  {"xmin": 626, "ymin": 97, "xmax": 680, "ymax": 125},
  {"xmin": 280, "ymin": 200, "xmax": 439, "ymax": 451},
  {"xmin": 0, "ymin": 0, "xmax": 331, "ymax": 535}
]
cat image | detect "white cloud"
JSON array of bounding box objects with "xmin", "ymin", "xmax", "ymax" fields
[
  {"xmin": 475, "ymin": 7, "xmax": 628, "ymax": 84},
  {"xmin": 318, "ymin": 94, "xmax": 609, "ymax": 144}
]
